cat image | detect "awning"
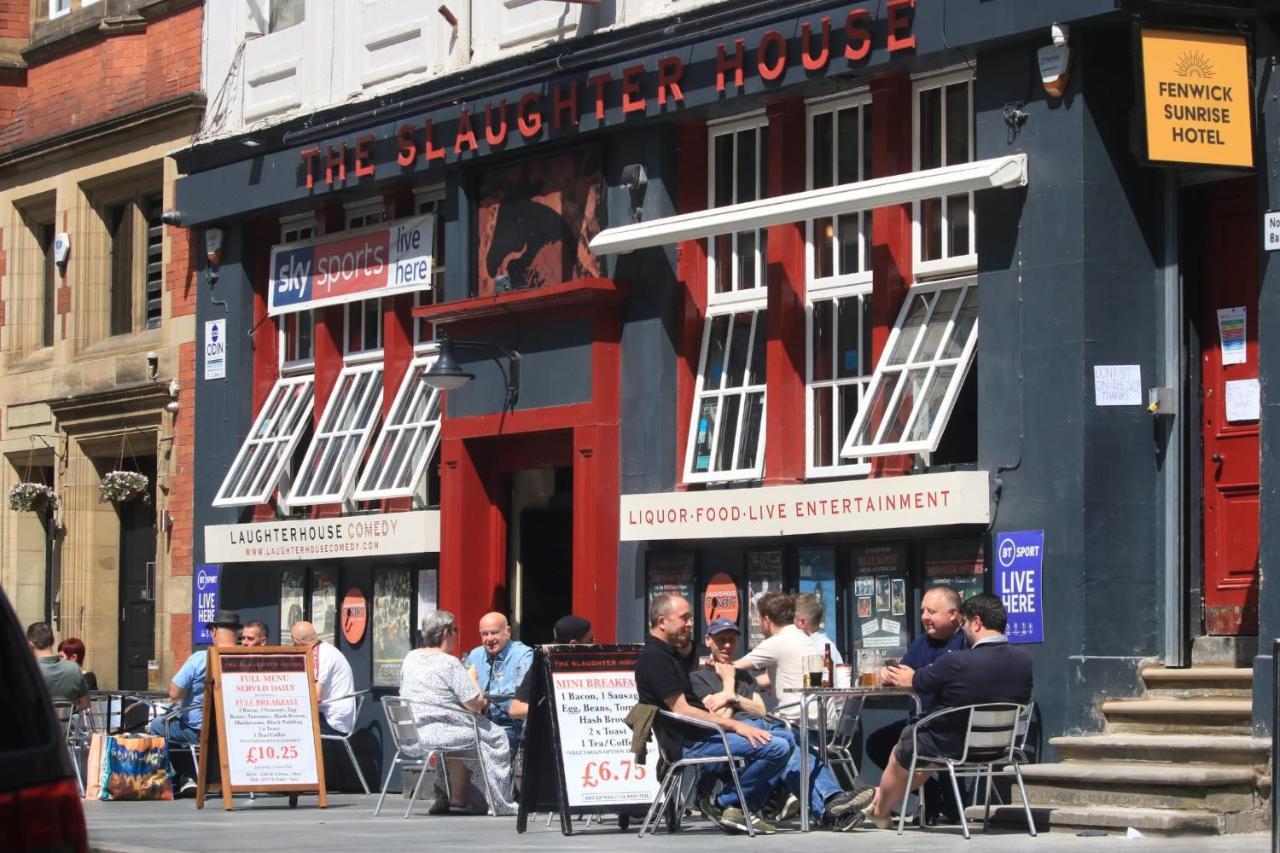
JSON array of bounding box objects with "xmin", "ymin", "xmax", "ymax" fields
[{"xmin": 589, "ymin": 154, "xmax": 1028, "ymax": 255}]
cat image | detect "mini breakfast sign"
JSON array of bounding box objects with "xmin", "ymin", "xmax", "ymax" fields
[{"xmin": 1140, "ymin": 27, "xmax": 1253, "ymax": 168}]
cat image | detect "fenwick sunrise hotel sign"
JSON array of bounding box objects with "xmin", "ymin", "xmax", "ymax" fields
[
  {"xmin": 268, "ymin": 214, "xmax": 434, "ymax": 314},
  {"xmin": 297, "ymin": 0, "xmax": 918, "ymax": 188}
]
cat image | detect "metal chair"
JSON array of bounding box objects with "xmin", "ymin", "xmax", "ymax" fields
[
  {"xmin": 375, "ymin": 696, "xmax": 494, "ymax": 819},
  {"xmin": 149, "ymin": 705, "xmax": 200, "ymax": 780},
  {"xmin": 897, "ymin": 702, "xmax": 1036, "ymax": 840},
  {"xmin": 51, "ymin": 701, "xmax": 84, "ymax": 795},
  {"xmin": 821, "ymin": 695, "xmax": 867, "ymax": 788},
  {"xmin": 320, "ymin": 688, "xmax": 371, "ymax": 794},
  {"xmin": 970, "ymin": 700, "xmax": 1036, "ymax": 809},
  {"xmin": 638, "ymin": 710, "xmax": 759, "ymax": 838}
]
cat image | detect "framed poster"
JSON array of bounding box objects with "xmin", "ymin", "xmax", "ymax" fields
[
  {"xmin": 280, "ymin": 569, "xmax": 305, "ymax": 643},
  {"xmin": 924, "ymin": 538, "xmax": 986, "ymax": 601},
  {"xmin": 797, "ymin": 547, "xmax": 838, "ymax": 646},
  {"xmin": 373, "ymin": 569, "xmax": 412, "ymax": 687},
  {"xmin": 416, "ymin": 568, "xmax": 438, "ymax": 646},
  {"xmin": 645, "ymin": 550, "xmax": 695, "ymax": 611},
  {"xmin": 475, "ymin": 146, "xmax": 601, "ymax": 296},
  {"xmin": 745, "ymin": 549, "xmax": 784, "ymax": 648},
  {"xmin": 849, "ymin": 543, "xmax": 911, "ymax": 653},
  {"xmin": 702, "ymin": 572, "xmax": 740, "ymax": 627},
  {"xmin": 309, "ymin": 567, "xmax": 337, "ymax": 646}
]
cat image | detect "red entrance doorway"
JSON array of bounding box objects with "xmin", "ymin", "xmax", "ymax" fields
[{"xmin": 1198, "ymin": 178, "xmax": 1260, "ymax": 636}]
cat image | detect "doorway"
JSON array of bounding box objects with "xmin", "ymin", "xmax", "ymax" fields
[
  {"xmin": 1196, "ymin": 177, "xmax": 1259, "ymax": 636},
  {"xmin": 509, "ymin": 467, "xmax": 573, "ymax": 644},
  {"xmin": 118, "ymin": 457, "xmax": 157, "ymax": 690}
]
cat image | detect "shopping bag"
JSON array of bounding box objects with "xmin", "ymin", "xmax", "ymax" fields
[
  {"xmin": 99, "ymin": 735, "xmax": 173, "ymax": 801},
  {"xmin": 83, "ymin": 732, "xmax": 109, "ymax": 800}
]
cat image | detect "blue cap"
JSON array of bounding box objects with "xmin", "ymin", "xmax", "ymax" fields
[{"xmin": 706, "ymin": 618, "xmax": 741, "ymax": 636}]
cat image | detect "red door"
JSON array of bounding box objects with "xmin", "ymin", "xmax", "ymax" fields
[{"xmin": 1200, "ymin": 177, "xmax": 1260, "ymax": 636}]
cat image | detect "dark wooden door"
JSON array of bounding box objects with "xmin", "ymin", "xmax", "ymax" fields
[{"xmin": 117, "ymin": 467, "xmax": 157, "ymax": 689}]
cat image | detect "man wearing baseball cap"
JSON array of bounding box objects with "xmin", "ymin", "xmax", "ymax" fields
[
  {"xmin": 691, "ymin": 617, "xmax": 870, "ymax": 830},
  {"xmin": 149, "ymin": 608, "xmax": 241, "ymax": 797},
  {"xmin": 508, "ymin": 614, "xmax": 594, "ymax": 721}
]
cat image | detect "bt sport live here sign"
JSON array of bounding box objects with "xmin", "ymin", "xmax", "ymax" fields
[
  {"xmin": 995, "ymin": 530, "xmax": 1044, "ymax": 644},
  {"xmin": 268, "ymin": 214, "xmax": 434, "ymax": 316}
]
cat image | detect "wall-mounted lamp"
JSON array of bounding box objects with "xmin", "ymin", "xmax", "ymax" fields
[
  {"xmin": 205, "ymin": 227, "xmax": 224, "ymax": 267},
  {"xmin": 423, "ymin": 335, "xmax": 521, "ymax": 410},
  {"xmin": 1038, "ymin": 23, "xmax": 1070, "ymax": 98},
  {"xmin": 620, "ymin": 163, "xmax": 648, "ymax": 223}
]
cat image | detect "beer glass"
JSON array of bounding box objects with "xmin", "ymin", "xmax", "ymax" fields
[{"xmin": 804, "ymin": 655, "xmax": 825, "ymax": 688}]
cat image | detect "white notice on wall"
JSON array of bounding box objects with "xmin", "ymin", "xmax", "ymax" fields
[
  {"xmin": 204, "ymin": 319, "xmax": 227, "ymax": 380},
  {"xmin": 1265, "ymin": 211, "xmax": 1280, "ymax": 252},
  {"xmin": 1093, "ymin": 365, "xmax": 1143, "ymax": 406},
  {"xmin": 220, "ymin": 654, "xmax": 319, "ymax": 788},
  {"xmin": 552, "ymin": 667, "xmax": 659, "ymax": 808},
  {"xmin": 1225, "ymin": 379, "xmax": 1261, "ymax": 423}
]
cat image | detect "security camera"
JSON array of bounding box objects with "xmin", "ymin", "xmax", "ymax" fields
[
  {"xmin": 160, "ymin": 210, "xmax": 184, "ymax": 227},
  {"xmin": 1050, "ymin": 23, "xmax": 1069, "ymax": 47},
  {"xmin": 620, "ymin": 164, "xmax": 648, "ymax": 192},
  {"xmin": 146, "ymin": 351, "xmax": 159, "ymax": 380}
]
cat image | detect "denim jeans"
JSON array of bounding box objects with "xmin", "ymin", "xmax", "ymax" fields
[
  {"xmin": 760, "ymin": 723, "xmax": 843, "ymax": 818},
  {"xmin": 682, "ymin": 729, "xmax": 790, "ymax": 812},
  {"xmin": 148, "ymin": 716, "xmax": 200, "ymax": 780}
]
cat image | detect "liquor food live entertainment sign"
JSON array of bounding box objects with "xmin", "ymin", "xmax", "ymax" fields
[
  {"xmin": 268, "ymin": 214, "xmax": 435, "ymax": 315},
  {"xmin": 1140, "ymin": 27, "xmax": 1253, "ymax": 168}
]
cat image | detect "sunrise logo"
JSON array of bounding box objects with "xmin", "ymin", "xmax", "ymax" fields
[{"xmin": 1175, "ymin": 51, "xmax": 1215, "ymax": 79}]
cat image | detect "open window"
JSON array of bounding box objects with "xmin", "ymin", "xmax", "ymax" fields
[
  {"xmin": 353, "ymin": 352, "xmax": 442, "ymax": 502},
  {"xmin": 285, "ymin": 361, "xmax": 384, "ymax": 505},
  {"xmin": 684, "ymin": 308, "xmax": 767, "ymax": 482},
  {"xmin": 213, "ymin": 374, "xmax": 316, "ymax": 506},
  {"xmin": 840, "ymin": 277, "xmax": 978, "ymax": 460}
]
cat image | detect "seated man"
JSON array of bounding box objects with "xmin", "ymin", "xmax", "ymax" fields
[
  {"xmin": 794, "ymin": 593, "xmax": 843, "ymax": 665},
  {"xmin": 691, "ymin": 618, "xmax": 869, "ymax": 830},
  {"xmin": 636, "ymin": 594, "xmax": 788, "ymax": 835},
  {"xmin": 464, "ymin": 612, "xmax": 533, "ymax": 749},
  {"xmin": 27, "ymin": 622, "xmax": 88, "ymax": 710},
  {"xmin": 240, "ymin": 619, "xmax": 270, "ymax": 647},
  {"xmin": 732, "ymin": 593, "xmax": 809, "ymax": 726},
  {"xmin": 290, "ymin": 621, "xmax": 356, "ymax": 736},
  {"xmin": 149, "ymin": 609, "xmax": 241, "ymax": 796},
  {"xmin": 509, "ymin": 614, "xmax": 594, "ymax": 721},
  {"xmin": 863, "ymin": 594, "xmax": 1034, "ymax": 828},
  {"xmin": 865, "ymin": 584, "xmax": 967, "ymax": 823}
]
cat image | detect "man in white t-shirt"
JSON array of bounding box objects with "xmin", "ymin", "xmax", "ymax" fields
[
  {"xmin": 290, "ymin": 621, "xmax": 356, "ymax": 735},
  {"xmin": 734, "ymin": 593, "xmax": 811, "ymax": 725},
  {"xmin": 795, "ymin": 592, "xmax": 844, "ymax": 665}
]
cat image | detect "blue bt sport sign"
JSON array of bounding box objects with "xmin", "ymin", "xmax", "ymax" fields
[
  {"xmin": 995, "ymin": 530, "xmax": 1044, "ymax": 644},
  {"xmin": 194, "ymin": 564, "xmax": 221, "ymax": 645}
]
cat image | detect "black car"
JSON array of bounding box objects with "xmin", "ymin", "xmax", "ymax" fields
[{"xmin": 0, "ymin": 585, "xmax": 87, "ymax": 852}]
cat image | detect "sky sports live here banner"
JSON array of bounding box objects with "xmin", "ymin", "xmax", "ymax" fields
[{"xmin": 268, "ymin": 214, "xmax": 434, "ymax": 315}]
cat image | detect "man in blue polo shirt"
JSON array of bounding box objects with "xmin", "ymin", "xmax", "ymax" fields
[
  {"xmin": 864, "ymin": 585, "xmax": 967, "ymax": 823},
  {"xmin": 464, "ymin": 611, "xmax": 533, "ymax": 749}
]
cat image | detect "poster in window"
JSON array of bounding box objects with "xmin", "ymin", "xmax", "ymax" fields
[
  {"xmin": 924, "ymin": 539, "xmax": 986, "ymax": 601},
  {"xmin": 309, "ymin": 568, "xmax": 338, "ymax": 646},
  {"xmin": 797, "ymin": 547, "xmax": 838, "ymax": 645},
  {"xmin": 745, "ymin": 550, "xmax": 784, "ymax": 648},
  {"xmin": 280, "ymin": 568, "xmax": 305, "ymax": 643},
  {"xmin": 850, "ymin": 543, "xmax": 911, "ymax": 652},
  {"xmin": 475, "ymin": 147, "xmax": 601, "ymax": 296},
  {"xmin": 416, "ymin": 568, "xmax": 438, "ymax": 646},
  {"xmin": 702, "ymin": 572, "xmax": 740, "ymax": 627},
  {"xmin": 646, "ymin": 551, "xmax": 696, "ymax": 616},
  {"xmin": 373, "ymin": 569, "xmax": 413, "ymax": 688}
]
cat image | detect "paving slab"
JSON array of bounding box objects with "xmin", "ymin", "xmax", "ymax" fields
[{"xmin": 83, "ymin": 794, "xmax": 1274, "ymax": 853}]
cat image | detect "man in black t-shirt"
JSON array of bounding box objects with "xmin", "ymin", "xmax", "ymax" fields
[
  {"xmin": 635, "ymin": 595, "xmax": 789, "ymax": 835},
  {"xmin": 508, "ymin": 615, "xmax": 594, "ymax": 720}
]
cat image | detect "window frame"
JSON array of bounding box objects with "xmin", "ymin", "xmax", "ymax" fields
[
  {"xmin": 48, "ymin": 0, "xmax": 71, "ymax": 19},
  {"xmin": 344, "ymin": 297, "xmax": 384, "ymax": 358},
  {"xmin": 277, "ymin": 214, "xmax": 317, "ymax": 371},
  {"xmin": 344, "ymin": 198, "xmax": 386, "ymax": 231},
  {"xmin": 212, "ymin": 374, "xmax": 316, "ymax": 507},
  {"xmin": 805, "ymin": 282, "xmax": 874, "ymax": 478},
  {"xmin": 805, "ymin": 92, "xmax": 874, "ymax": 290},
  {"xmin": 706, "ymin": 112, "xmax": 769, "ymax": 309},
  {"xmin": 683, "ymin": 305, "xmax": 768, "ymax": 484},
  {"xmin": 912, "ymin": 69, "xmax": 977, "ymax": 279},
  {"xmin": 839, "ymin": 276, "xmax": 978, "ymax": 460},
  {"xmin": 284, "ymin": 360, "xmax": 384, "ymax": 506},
  {"xmin": 352, "ymin": 349, "xmax": 443, "ymax": 503}
]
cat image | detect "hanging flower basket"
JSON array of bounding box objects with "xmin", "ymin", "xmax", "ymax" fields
[
  {"xmin": 8, "ymin": 482, "xmax": 59, "ymax": 513},
  {"xmin": 99, "ymin": 470, "xmax": 150, "ymax": 504}
]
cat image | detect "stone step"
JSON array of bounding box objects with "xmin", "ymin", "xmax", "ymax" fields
[
  {"xmin": 1101, "ymin": 697, "xmax": 1253, "ymax": 733},
  {"xmin": 1192, "ymin": 636, "xmax": 1257, "ymax": 667},
  {"xmin": 1018, "ymin": 761, "xmax": 1260, "ymax": 812},
  {"xmin": 967, "ymin": 803, "xmax": 1263, "ymax": 836},
  {"xmin": 1141, "ymin": 665, "xmax": 1253, "ymax": 697},
  {"xmin": 1050, "ymin": 733, "xmax": 1271, "ymax": 766}
]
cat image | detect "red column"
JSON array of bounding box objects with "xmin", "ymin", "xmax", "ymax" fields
[
  {"xmin": 869, "ymin": 74, "xmax": 914, "ymax": 478},
  {"xmin": 763, "ymin": 98, "xmax": 807, "ymax": 484},
  {"xmin": 381, "ymin": 295, "xmax": 414, "ymax": 512},
  {"xmin": 438, "ymin": 436, "xmax": 509, "ymax": 643},
  {"xmin": 674, "ymin": 119, "xmax": 708, "ymax": 488},
  {"xmin": 573, "ymin": 424, "xmax": 619, "ymax": 642}
]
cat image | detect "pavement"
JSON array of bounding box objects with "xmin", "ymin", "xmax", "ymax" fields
[{"xmin": 84, "ymin": 794, "xmax": 1274, "ymax": 853}]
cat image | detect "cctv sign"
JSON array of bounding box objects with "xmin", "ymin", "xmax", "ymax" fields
[
  {"xmin": 204, "ymin": 319, "xmax": 227, "ymax": 380},
  {"xmin": 268, "ymin": 213, "xmax": 435, "ymax": 316},
  {"xmin": 995, "ymin": 530, "xmax": 1044, "ymax": 644}
]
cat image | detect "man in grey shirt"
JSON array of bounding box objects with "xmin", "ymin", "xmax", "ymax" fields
[{"xmin": 28, "ymin": 622, "xmax": 88, "ymax": 709}]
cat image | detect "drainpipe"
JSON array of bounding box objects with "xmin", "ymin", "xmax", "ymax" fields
[{"xmin": 1158, "ymin": 172, "xmax": 1186, "ymax": 667}]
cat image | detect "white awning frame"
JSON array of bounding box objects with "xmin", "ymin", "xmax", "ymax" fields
[{"xmin": 589, "ymin": 154, "xmax": 1028, "ymax": 256}]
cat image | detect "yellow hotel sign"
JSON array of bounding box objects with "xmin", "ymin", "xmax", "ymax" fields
[{"xmin": 1141, "ymin": 28, "xmax": 1253, "ymax": 168}]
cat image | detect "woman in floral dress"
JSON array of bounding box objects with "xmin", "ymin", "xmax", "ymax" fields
[{"xmin": 399, "ymin": 610, "xmax": 517, "ymax": 815}]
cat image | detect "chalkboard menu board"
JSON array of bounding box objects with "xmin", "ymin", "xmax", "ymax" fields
[
  {"xmin": 517, "ymin": 645, "xmax": 658, "ymax": 835},
  {"xmin": 850, "ymin": 543, "xmax": 911, "ymax": 657}
]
